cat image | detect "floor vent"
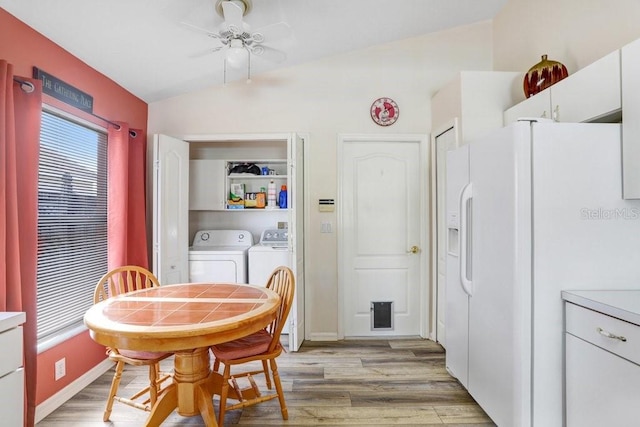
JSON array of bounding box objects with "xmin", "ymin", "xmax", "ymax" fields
[{"xmin": 371, "ymin": 301, "xmax": 393, "ymax": 330}]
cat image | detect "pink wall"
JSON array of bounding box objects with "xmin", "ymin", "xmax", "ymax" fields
[
  {"xmin": 0, "ymin": 8, "xmax": 149, "ymax": 405},
  {"xmin": 0, "ymin": 8, "xmax": 148, "ymax": 130}
]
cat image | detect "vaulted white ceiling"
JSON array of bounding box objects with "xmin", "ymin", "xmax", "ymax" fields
[{"xmin": 1, "ymin": 0, "xmax": 506, "ymax": 103}]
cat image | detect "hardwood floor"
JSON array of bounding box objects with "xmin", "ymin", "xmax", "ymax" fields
[{"xmin": 37, "ymin": 339, "xmax": 495, "ymax": 426}]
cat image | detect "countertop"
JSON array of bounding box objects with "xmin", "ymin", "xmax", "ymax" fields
[
  {"xmin": 0, "ymin": 312, "xmax": 26, "ymax": 332},
  {"xmin": 562, "ymin": 290, "xmax": 640, "ymax": 326}
]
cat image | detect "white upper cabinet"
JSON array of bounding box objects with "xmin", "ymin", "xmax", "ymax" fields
[
  {"xmin": 551, "ymin": 50, "xmax": 621, "ymax": 123},
  {"xmin": 622, "ymin": 37, "xmax": 640, "ymax": 199},
  {"xmin": 189, "ymin": 159, "xmax": 226, "ymax": 211},
  {"xmin": 188, "ymin": 159, "xmax": 289, "ymax": 211},
  {"xmin": 503, "ymin": 86, "xmax": 552, "ymax": 124},
  {"xmin": 432, "ymin": 71, "xmax": 522, "ymax": 145},
  {"xmin": 505, "ymin": 50, "xmax": 622, "ymax": 124}
]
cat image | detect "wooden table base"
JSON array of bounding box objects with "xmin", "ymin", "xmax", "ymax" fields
[{"xmin": 144, "ymin": 347, "xmax": 239, "ymax": 427}]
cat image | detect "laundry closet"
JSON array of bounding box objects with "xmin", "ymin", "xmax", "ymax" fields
[{"xmin": 151, "ymin": 132, "xmax": 304, "ymax": 350}]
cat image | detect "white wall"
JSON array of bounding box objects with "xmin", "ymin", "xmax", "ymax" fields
[
  {"xmin": 147, "ymin": 21, "xmax": 494, "ymax": 339},
  {"xmin": 493, "ymin": 0, "xmax": 640, "ymax": 75}
]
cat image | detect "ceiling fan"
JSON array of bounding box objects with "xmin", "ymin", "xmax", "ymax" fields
[{"xmin": 183, "ymin": 0, "xmax": 291, "ymax": 83}]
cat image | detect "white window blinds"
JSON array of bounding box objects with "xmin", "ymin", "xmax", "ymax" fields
[{"xmin": 37, "ymin": 109, "xmax": 108, "ymax": 342}]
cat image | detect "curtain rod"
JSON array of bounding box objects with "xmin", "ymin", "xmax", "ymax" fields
[
  {"xmin": 13, "ymin": 77, "xmax": 35, "ymax": 93},
  {"xmin": 13, "ymin": 77, "xmax": 138, "ymax": 138}
]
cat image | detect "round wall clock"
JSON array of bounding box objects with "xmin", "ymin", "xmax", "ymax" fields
[{"xmin": 370, "ymin": 97, "xmax": 399, "ymax": 126}]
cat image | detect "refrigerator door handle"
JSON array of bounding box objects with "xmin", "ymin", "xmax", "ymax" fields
[{"xmin": 459, "ymin": 183, "xmax": 473, "ymax": 296}]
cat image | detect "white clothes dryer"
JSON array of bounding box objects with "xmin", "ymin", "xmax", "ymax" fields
[
  {"xmin": 248, "ymin": 229, "xmax": 290, "ymax": 286},
  {"xmin": 189, "ymin": 230, "xmax": 253, "ymax": 284}
]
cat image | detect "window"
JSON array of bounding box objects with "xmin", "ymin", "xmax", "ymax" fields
[{"xmin": 37, "ymin": 108, "xmax": 108, "ymax": 344}]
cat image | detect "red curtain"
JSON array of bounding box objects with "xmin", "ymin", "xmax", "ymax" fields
[
  {"xmin": 107, "ymin": 123, "xmax": 149, "ymax": 270},
  {"xmin": 0, "ymin": 60, "xmax": 42, "ymax": 427}
]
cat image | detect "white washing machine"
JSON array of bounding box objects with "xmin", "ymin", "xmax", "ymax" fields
[
  {"xmin": 189, "ymin": 230, "xmax": 253, "ymax": 284},
  {"xmin": 249, "ymin": 228, "xmax": 291, "ymax": 332},
  {"xmin": 248, "ymin": 229, "xmax": 291, "ymax": 286}
]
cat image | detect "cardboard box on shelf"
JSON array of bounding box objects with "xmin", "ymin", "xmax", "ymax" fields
[
  {"xmin": 227, "ymin": 199, "xmax": 245, "ymax": 209},
  {"xmin": 245, "ymin": 192, "xmax": 266, "ymax": 208}
]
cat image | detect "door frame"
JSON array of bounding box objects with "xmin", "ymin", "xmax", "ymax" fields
[
  {"xmin": 337, "ymin": 133, "xmax": 430, "ymax": 339},
  {"xmin": 150, "ymin": 132, "xmax": 308, "ymax": 350},
  {"xmin": 429, "ymin": 120, "xmax": 460, "ymax": 342}
]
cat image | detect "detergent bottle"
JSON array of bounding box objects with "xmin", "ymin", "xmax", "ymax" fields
[{"xmin": 278, "ymin": 185, "xmax": 287, "ymax": 209}]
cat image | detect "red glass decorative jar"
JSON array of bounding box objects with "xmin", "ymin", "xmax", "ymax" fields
[{"xmin": 523, "ymin": 54, "xmax": 568, "ymax": 98}]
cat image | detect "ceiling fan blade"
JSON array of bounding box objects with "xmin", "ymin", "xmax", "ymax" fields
[
  {"xmin": 248, "ymin": 45, "xmax": 287, "ymax": 63},
  {"xmin": 221, "ymin": 1, "xmax": 245, "ymax": 35},
  {"xmin": 250, "ymin": 22, "xmax": 292, "ymax": 44},
  {"xmin": 181, "ymin": 21, "xmax": 222, "ymax": 40},
  {"xmin": 188, "ymin": 45, "xmax": 226, "ymax": 59}
]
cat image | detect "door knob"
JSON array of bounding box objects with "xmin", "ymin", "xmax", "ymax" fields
[{"xmin": 407, "ymin": 246, "xmax": 420, "ymax": 254}]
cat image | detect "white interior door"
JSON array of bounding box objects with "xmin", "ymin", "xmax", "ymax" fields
[
  {"xmin": 340, "ymin": 135, "xmax": 427, "ymax": 337},
  {"xmin": 433, "ymin": 125, "xmax": 458, "ymax": 346},
  {"xmin": 152, "ymin": 134, "xmax": 189, "ymax": 285},
  {"xmin": 288, "ymin": 133, "xmax": 305, "ymax": 351}
]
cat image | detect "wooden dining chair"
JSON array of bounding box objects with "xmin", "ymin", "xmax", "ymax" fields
[
  {"xmin": 93, "ymin": 265, "xmax": 173, "ymax": 422},
  {"xmin": 211, "ymin": 266, "xmax": 295, "ymax": 427}
]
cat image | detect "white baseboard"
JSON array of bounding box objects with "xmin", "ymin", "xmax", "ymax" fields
[
  {"xmin": 307, "ymin": 332, "xmax": 338, "ymax": 341},
  {"xmin": 35, "ymin": 359, "xmax": 113, "ymax": 423}
]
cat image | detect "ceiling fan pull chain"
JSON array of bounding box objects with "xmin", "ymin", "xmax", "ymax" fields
[
  {"xmin": 247, "ymin": 49, "xmax": 252, "ymax": 84},
  {"xmin": 224, "ymin": 58, "xmax": 228, "ymax": 86}
]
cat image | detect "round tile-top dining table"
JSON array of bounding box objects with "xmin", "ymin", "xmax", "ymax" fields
[{"xmin": 84, "ymin": 282, "xmax": 280, "ymax": 427}]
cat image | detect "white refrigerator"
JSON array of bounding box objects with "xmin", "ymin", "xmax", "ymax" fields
[{"xmin": 445, "ymin": 120, "xmax": 640, "ymax": 427}]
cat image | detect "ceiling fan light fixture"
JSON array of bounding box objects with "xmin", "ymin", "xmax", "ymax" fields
[
  {"xmin": 225, "ymin": 39, "xmax": 248, "ymax": 68},
  {"xmin": 226, "ymin": 47, "xmax": 248, "ymax": 68}
]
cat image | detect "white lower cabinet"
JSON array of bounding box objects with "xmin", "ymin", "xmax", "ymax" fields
[
  {"xmin": 0, "ymin": 312, "xmax": 26, "ymax": 427},
  {"xmin": 564, "ymin": 299, "xmax": 640, "ymax": 427}
]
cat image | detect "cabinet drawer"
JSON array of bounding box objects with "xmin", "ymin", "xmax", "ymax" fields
[
  {"xmin": 0, "ymin": 326, "xmax": 23, "ymax": 377},
  {"xmin": 566, "ymin": 333, "xmax": 640, "ymax": 427},
  {"xmin": 0, "ymin": 368, "xmax": 24, "ymax": 427},
  {"xmin": 566, "ymin": 302, "xmax": 640, "ymax": 364}
]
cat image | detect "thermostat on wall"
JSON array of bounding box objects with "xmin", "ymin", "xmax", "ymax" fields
[{"xmin": 318, "ymin": 199, "xmax": 335, "ymax": 212}]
